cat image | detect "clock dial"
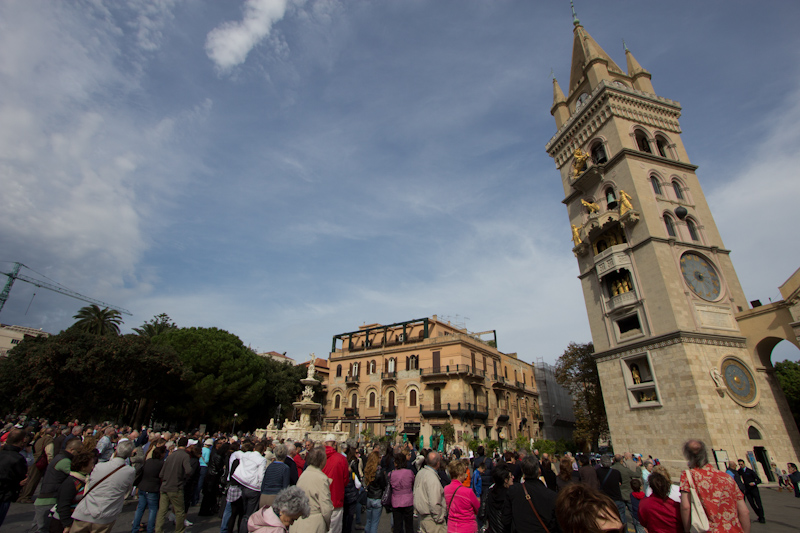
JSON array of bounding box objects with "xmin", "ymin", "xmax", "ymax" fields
[
  {"xmin": 721, "ymin": 358, "xmax": 757, "ymax": 405},
  {"xmin": 680, "ymin": 253, "xmax": 721, "ymax": 301}
]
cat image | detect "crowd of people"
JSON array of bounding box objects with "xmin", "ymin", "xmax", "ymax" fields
[{"xmin": 1, "ymin": 416, "xmax": 798, "ymax": 533}]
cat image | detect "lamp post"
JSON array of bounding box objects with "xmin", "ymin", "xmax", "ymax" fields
[{"xmin": 232, "ymin": 413, "xmax": 238, "ymax": 436}]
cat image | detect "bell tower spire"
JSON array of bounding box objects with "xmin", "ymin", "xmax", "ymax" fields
[{"xmin": 624, "ymin": 43, "xmax": 655, "ymax": 94}]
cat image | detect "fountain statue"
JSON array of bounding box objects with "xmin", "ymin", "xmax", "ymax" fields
[{"xmin": 255, "ymin": 354, "xmax": 347, "ymax": 442}]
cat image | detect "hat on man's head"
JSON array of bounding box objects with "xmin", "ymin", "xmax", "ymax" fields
[
  {"xmin": 324, "ymin": 433, "xmax": 336, "ymax": 443},
  {"xmin": 204, "ymin": 438, "xmax": 214, "ymax": 446}
]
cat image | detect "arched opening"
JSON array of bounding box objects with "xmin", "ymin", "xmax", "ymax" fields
[
  {"xmin": 336, "ymin": 365, "xmax": 342, "ymax": 378},
  {"xmin": 672, "ymin": 180, "xmax": 685, "ymax": 200},
  {"xmin": 334, "ymin": 394, "xmax": 341, "ymax": 409},
  {"xmin": 388, "ymin": 390, "xmax": 396, "ymax": 410},
  {"xmin": 650, "ymin": 176, "xmax": 663, "ymax": 196},
  {"xmin": 656, "ymin": 136, "xmax": 671, "ymax": 158},
  {"xmin": 409, "ymin": 389, "xmax": 417, "ymax": 407},
  {"xmin": 591, "ymin": 142, "xmax": 608, "ymax": 164},
  {"xmin": 351, "ymin": 393, "xmax": 358, "ymax": 409},
  {"xmin": 686, "ymin": 219, "xmax": 700, "ymax": 242},
  {"xmin": 664, "ymin": 214, "xmax": 677, "ymax": 237},
  {"xmin": 748, "ymin": 426, "xmax": 762, "ymax": 440},
  {"xmin": 635, "ymin": 131, "xmax": 651, "ymax": 153},
  {"xmin": 369, "ymin": 391, "xmax": 376, "ymax": 408},
  {"xmin": 606, "ymin": 188, "xmax": 617, "ymax": 209}
]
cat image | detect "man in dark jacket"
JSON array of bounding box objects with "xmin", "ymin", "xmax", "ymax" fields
[
  {"xmin": 597, "ymin": 455, "xmax": 625, "ymax": 527},
  {"xmin": 501, "ymin": 456, "xmax": 559, "ymax": 533},
  {"xmin": 156, "ymin": 437, "xmax": 192, "ymax": 533},
  {"xmin": 0, "ymin": 429, "xmax": 28, "ymax": 527},
  {"xmin": 284, "ymin": 442, "xmax": 299, "ymax": 485},
  {"xmin": 738, "ymin": 459, "xmax": 765, "ymax": 523},
  {"xmin": 31, "ymin": 437, "xmax": 83, "ymax": 533}
]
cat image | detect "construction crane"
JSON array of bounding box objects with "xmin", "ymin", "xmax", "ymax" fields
[{"xmin": 0, "ymin": 262, "xmax": 132, "ymax": 316}]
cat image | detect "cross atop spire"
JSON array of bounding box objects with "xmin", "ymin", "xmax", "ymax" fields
[
  {"xmin": 623, "ymin": 38, "xmax": 628, "ymax": 52},
  {"xmin": 571, "ymin": 0, "xmax": 580, "ymax": 26}
]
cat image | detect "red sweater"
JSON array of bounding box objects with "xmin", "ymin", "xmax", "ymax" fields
[{"xmin": 322, "ymin": 446, "xmax": 349, "ymax": 508}]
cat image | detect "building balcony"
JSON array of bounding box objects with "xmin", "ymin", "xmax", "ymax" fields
[
  {"xmin": 491, "ymin": 375, "xmax": 513, "ymax": 389},
  {"xmin": 345, "ymin": 375, "xmax": 360, "ymax": 386},
  {"xmin": 344, "ymin": 407, "xmax": 358, "ymax": 418},
  {"xmin": 419, "ymin": 402, "xmax": 488, "ymax": 420},
  {"xmin": 606, "ymin": 290, "xmax": 638, "ymax": 313},
  {"xmin": 492, "ymin": 407, "xmax": 510, "ymax": 422},
  {"xmin": 381, "ymin": 371, "xmax": 397, "ymax": 381},
  {"xmin": 421, "ymin": 365, "xmax": 485, "ymax": 381},
  {"xmin": 595, "ymin": 244, "xmax": 631, "ymax": 278},
  {"xmin": 381, "ymin": 406, "xmax": 397, "ymax": 418}
]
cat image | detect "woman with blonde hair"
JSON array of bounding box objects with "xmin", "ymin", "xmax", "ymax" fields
[{"xmin": 362, "ymin": 451, "xmax": 386, "ymax": 533}]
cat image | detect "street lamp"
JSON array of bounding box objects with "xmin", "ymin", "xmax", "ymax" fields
[{"xmin": 232, "ymin": 413, "xmax": 238, "ymax": 436}]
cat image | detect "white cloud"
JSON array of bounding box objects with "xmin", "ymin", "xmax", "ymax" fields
[{"xmin": 205, "ymin": 0, "xmax": 292, "ymax": 72}]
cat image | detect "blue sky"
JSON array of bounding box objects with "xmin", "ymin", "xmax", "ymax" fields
[{"xmin": 1, "ymin": 0, "xmax": 799, "ymax": 365}]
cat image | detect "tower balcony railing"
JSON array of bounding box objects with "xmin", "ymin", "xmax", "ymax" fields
[
  {"xmin": 344, "ymin": 407, "xmax": 358, "ymax": 418},
  {"xmin": 607, "ymin": 290, "xmax": 638, "ymax": 313},
  {"xmin": 381, "ymin": 371, "xmax": 397, "ymax": 381},
  {"xmin": 420, "ymin": 364, "xmax": 484, "ymax": 379},
  {"xmin": 345, "ymin": 375, "xmax": 360, "ymax": 385},
  {"xmin": 381, "ymin": 405, "xmax": 397, "ymax": 418}
]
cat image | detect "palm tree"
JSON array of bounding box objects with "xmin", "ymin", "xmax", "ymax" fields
[
  {"xmin": 133, "ymin": 313, "xmax": 177, "ymax": 338},
  {"xmin": 72, "ymin": 304, "xmax": 123, "ymax": 335}
]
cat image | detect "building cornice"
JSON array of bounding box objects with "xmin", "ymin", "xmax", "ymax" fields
[{"xmin": 594, "ymin": 330, "xmax": 747, "ymax": 363}]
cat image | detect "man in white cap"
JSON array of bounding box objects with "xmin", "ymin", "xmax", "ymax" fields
[{"xmin": 322, "ymin": 434, "xmax": 349, "ymax": 533}]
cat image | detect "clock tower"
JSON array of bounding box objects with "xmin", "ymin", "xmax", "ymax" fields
[{"xmin": 546, "ymin": 11, "xmax": 800, "ymax": 471}]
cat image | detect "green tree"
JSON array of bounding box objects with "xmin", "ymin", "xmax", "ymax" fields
[
  {"xmin": 441, "ymin": 421, "xmax": 456, "ymax": 446},
  {"xmin": 554, "ymin": 342, "xmax": 609, "ymax": 452},
  {"xmin": 134, "ymin": 313, "xmax": 178, "ymax": 338},
  {"xmin": 774, "ymin": 359, "xmax": 800, "ymax": 431},
  {"xmin": 0, "ymin": 330, "xmax": 184, "ymax": 423},
  {"xmin": 71, "ymin": 304, "xmax": 123, "ymax": 335},
  {"xmin": 245, "ymin": 357, "xmax": 309, "ymax": 429},
  {"xmin": 152, "ymin": 327, "xmax": 266, "ymax": 428}
]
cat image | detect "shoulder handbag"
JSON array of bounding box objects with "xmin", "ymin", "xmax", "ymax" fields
[
  {"xmin": 381, "ymin": 471, "xmax": 393, "ymax": 510},
  {"xmin": 446, "ymin": 485, "xmax": 462, "ymax": 517},
  {"xmin": 684, "ymin": 470, "xmax": 710, "ymax": 533},
  {"xmin": 521, "ymin": 483, "xmax": 550, "ymax": 533},
  {"xmin": 84, "ymin": 464, "xmax": 126, "ymax": 498}
]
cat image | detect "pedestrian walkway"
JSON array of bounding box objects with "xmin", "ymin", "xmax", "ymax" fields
[{"xmin": 3, "ymin": 485, "xmax": 797, "ymax": 533}]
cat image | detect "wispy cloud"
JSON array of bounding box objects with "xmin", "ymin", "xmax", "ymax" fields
[{"xmin": 205, "ymin": 0, "xmax": 292, "ymax": 73}]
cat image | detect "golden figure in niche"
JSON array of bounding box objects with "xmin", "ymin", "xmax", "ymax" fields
[
  {"xmin": 581, "ymin": 199, "xmax": 600, "ymax": 213},
  {"xmin": 572, "ymin": 148, "xmax": 589, "ymax": 178},
  {"xmin": 619, "ymin": 189, "xmax": 634, "ymax": 215},
  {"xmin": 631, "ymin": 364, "xmax": 642, "ymax": 384},
  {"xmin": 571, "ymin": 224, "xmax": 582, "ymax": 246}
]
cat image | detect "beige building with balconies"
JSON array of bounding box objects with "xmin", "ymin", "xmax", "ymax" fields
[{"xmin": 324, "ymin": 316, "xmax": 541, "ymax": 449}]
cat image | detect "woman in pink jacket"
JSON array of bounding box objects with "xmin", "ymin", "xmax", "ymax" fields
[
  {"xmin": 248, "ymin": 486, "xmax": 310, "ymax": 533},
  {"xmin": 388, "ymin": 453, "xmax": 415, "ymax": 533},
  {"xmin": 444, "ymin": 461, "xmax": 480, "ymax": 533}
]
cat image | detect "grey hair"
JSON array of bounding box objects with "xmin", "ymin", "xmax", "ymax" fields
[
  {"xmin": 425, "ymin": 451, "xmax": 440, "ymax": 468},
  {"xmin": 273, "ymin": 486, "xmax": 310, "ymax": 518},
  {"xmin": 682, "ymin": 439, "xmax": 709, "ymax": 469},
  {"xmin": 285, "ymin": 442, "xmax": 296, "ymax": 454},
  {"xmin": 600, "ymin": 454, "xmax": 613, "ymax": 468},
  {"xmin": 306, "ymin": 446, "xmax": 327, "ymax": 469},
  {"xmin": 643, "ymin": 459, "xmax": 653, "ymax": 467},
  {"xmin": 274, "ymin": 444, "xmax": 288, "ymax": 461},
  {"xmin": 115, "ymin": 440, "xmax": 135, "ymax": 459}
]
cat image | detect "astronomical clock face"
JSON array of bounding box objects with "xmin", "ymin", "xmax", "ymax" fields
[
  {"xmin": 721, "ymin": 358, "xmax": 757, "ymax": 406},
  {"xmin": 680, "ymin": 252, "xmax": 721, "ymax": 301}
]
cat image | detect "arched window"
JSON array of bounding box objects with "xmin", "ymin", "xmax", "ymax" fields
[
  {"xmin": 635, "ymin": 131, "xmax": 651, "ymax": 153},
  {"xmin": 748, "ymin": 426, "xmax": 762, "ymax": 440},
  {"xmin": 504, "ymin": 366, "xmax": 508, "ymax": 379},
  {"xmin": 687, "ymin": 219, "xmax": 700, "ymax": 241},
  {"xmin": 651, "ymin": 176, "xmax": 663, "ymax": 196},
  {"xmin": 606, "ymin": 188, "xmax": 617, "ymax": 208},
  {"xmin": 409, "ymin": 389, "xmax": 417, "ymax": 407},
  {"xmin": 410, "ymin": 355, "xmax": 418, "ymax": 370},
  {"xmin": 388, "ymin": 390, "xmax": 396, "ymax": 409},
  {"xmin": 591, "ymin": 142, "xmax": 608, "ymax": 164},
  {"xmin": 664, "ymin": 214, "xmax": 677, "ymax": 237},
  {"xmin": 336, "ymin": 365, "xmax": 342, "ymax": 378},
  {"xmin": 656, "ymin": 136, "xmax": 671, "ymax": 158},
  {"xmin": 514, "ymin": 369, "xmax": 518, "ymax": 382},
  {"xmin": 371, "ymin": 360, "xmax": 376, "ymax": 374},
  {"xmin": 351, "ymin": 394, "xmax": 358, "ymax": 409},
  {"xmin": 369, "ymin": 391, "xmax": 376, "ymax": 408},
  {"xmin": 672, "ymin": 180, "xmax": 684, "ymax": 200},
  {"xmin": 334, "ymin": 395, "xmax": 341, "ymax": 409},
  {"xmin": 352, "ymin": 362, "xmax": 359, "ymax": 376},
  {"xmin": 388, "ymin": 358, "xmax": 396, "ymax": 373}
]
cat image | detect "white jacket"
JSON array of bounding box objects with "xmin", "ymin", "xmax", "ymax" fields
[{"xmin": 232, "ymin": 451, "xmax": 266, "ymax": 491}]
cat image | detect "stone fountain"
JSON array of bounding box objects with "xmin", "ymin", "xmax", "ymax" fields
[{"xmin": 254, "ymin": 354, "xmax": 347, "ymax": 443}]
